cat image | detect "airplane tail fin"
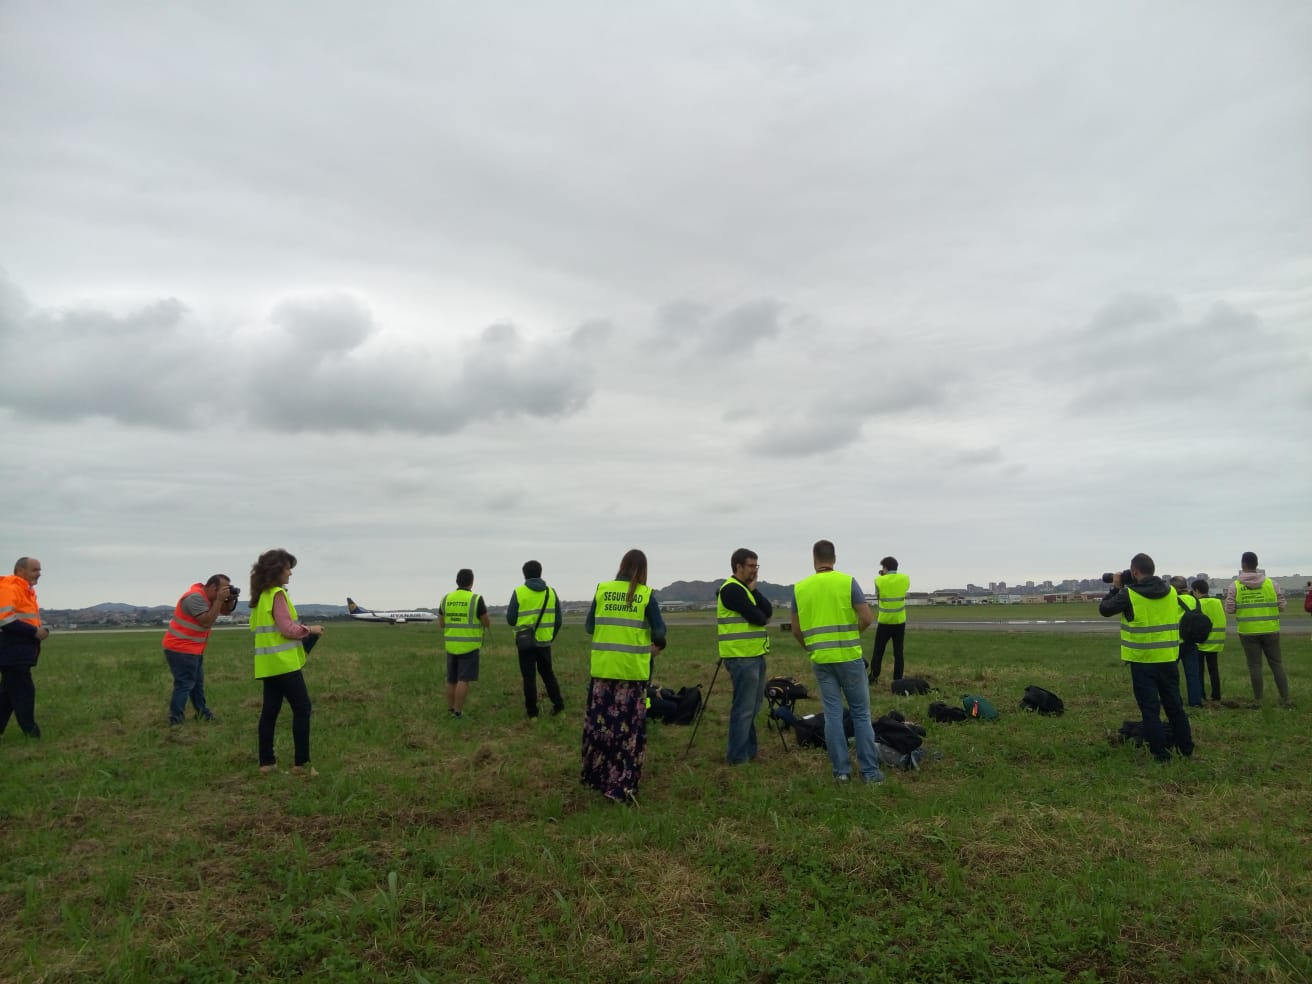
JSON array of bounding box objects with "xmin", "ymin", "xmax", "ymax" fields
[{"xmin": 347, "ymin": 597, "xmax": 367, "ymax": 614}]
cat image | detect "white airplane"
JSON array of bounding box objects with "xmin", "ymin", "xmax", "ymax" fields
[{"xmin": 346, "ymin": 598, "xmax": 438, "ymax": 624}]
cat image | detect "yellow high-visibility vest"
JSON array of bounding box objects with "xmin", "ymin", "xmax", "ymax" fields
[
  {"xmin": 1197, "ymin": 596, "xmax": 1226, "ymax": 654},
  {"xmin": 514, "ymin": 584, "xmax": 558, "ymax": 645},
  {"xmin": 251, "ymin": 586, "xmax": 306, "ymax": 679},
  {"xmin": 1120, "ymin": 587, "xmax": 1181, "ymax": 663},
  {"xmin": 1233, "ymin": 578, "xmax": 1280, "ymax": 635},
  {"xmin": 717, "ymin": 576, "xmax": 769, "ymax": 659},
  {"xmin": 442, "ymin": 590, "xmax": 483, "ymax": 654},
  {"xmin": 874, "ymin": 571, "xmax": 909, "ymax": 625},
  {"xmin": 590, "ymin": 580, "xmax": 652, "ymax": 681},
  {"xmin": 794, "ymin": 571, "xmax": 862, "ymax": 665}
]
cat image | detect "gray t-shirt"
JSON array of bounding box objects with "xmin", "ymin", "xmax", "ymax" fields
[{"xmin": 181, "ymin": 591, "xmax": 210, "ymax": 618}]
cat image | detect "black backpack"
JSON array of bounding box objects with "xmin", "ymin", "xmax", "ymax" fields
[
  {"xmin": 1117, "ymin": 719, "xmax": 1177, "ymax": 749},
  {"xmin": 873, "ymin": 713, "xmax": 925, "ymax": 755},
  {"xmin": 891, "ymin": 677, "xmax": 931, "ymax": 696},
  {"xmin": 1178, "ymin": 596, "xmax": 1211, "ymax": 645},
  {"xmin": 928, "ymin": 701, "xmax": 968, "ymax": 723},
  {"xmin": 1020, "ymin": 685, "xmax": 1065, "ymax": 716},
  {"xmin": 645, "ymin": 685, "xmax": 701, "ymax": 725},
  {"xmin": 669, "ymin": 686, "xmax": 701, "ymax": 725},
  {"xmin": 777, "ymin": 708, "xmax": 852, "ymax": 749}
]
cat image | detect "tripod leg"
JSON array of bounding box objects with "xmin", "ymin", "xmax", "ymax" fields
[{"xmin": 685, "ymin": 659, "xmax": 723, "ymax": 755}]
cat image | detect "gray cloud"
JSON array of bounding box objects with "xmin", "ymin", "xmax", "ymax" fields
[
  {"xmin": 652, "ymin": 299, "xmax": 783, "ymax": 356},
  {"xmin": 0, "ymin": 273, "xmax": 597, "ymax": 435},
  {"xmin": 270, "ymin": 294, "xmax": 376, "ymax": 355},
  {"xmin": 749, "ymin": 414, "xmax": 862, "ymax": 458},
  {"xmin": 1050, "ymin": 294, "xmax": 1310, "ymax": 413}
]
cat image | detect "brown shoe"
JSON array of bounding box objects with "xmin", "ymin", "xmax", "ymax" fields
[{"xmin": 291, "ymin": 765, "xmax": 319, "ymax": 777}]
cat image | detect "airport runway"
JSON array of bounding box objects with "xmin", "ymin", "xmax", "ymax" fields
[
  {"xmin": 914, "ymin": 619, "xmax": 1116, "ymax": 634},
  {"xmin": 657, "ymin": 616, "xmax": 1126, "ymax": 634}
]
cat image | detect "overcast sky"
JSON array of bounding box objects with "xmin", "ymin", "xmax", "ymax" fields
[{"xmin": 3, "ymin": 1, "xmax": 1310, "ymax": 609}]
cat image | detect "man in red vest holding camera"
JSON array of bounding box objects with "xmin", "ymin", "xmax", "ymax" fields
[{"xmin": 162, "ymin": 574, "xmax": 237, "ymax": 725}]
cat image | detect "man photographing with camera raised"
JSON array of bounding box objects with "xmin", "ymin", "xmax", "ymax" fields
[
  {"xmin": 1099, "ymin": 553, "xmax": 1194, "ymax": 763},
  {"xmin": 162, "ymin": 574, "xmax": 237, "ymax": 725}
]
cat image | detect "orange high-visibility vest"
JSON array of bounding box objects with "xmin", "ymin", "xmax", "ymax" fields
[
  {"xmin": 161, "ymin": 584, "xmax": 213, "ymax": 655},
  {"xmin": 0, "ymin": 575, "xmax": 41, "ymax": 632}
]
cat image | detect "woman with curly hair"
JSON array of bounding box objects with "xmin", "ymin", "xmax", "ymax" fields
[
  {"xmin": 581, "ymin": 548, "xmax": 666, "ymax": 805},
  {"xmin": 249, "ymin": 548, "xmax": 323, "ymax": 775}
]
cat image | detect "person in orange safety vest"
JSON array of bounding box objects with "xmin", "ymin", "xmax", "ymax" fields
[
  {"xmin": 161, "ymin": 574, "xmax": 236, "ymax": 725},
  {"xmin": 0, "ymin": 557, "xmax": 51, "ymax": 739}
]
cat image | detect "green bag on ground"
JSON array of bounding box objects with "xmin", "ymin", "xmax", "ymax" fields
[{"xmin": 962, "ymin": 694, "xmax": 999, "ymax": 720}]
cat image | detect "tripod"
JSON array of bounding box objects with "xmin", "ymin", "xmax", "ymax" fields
[{"xmin": 684, "ymin": 659, "xmax": 723, "ymax": 755}]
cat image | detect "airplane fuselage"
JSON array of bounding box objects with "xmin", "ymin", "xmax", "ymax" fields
[{"xmin": 347, "ymin": 598, "xmax": 438, "ymax": 624}]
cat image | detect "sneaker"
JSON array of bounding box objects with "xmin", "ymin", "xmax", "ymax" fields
[
  {"xmin": 449, "ymin": 709, "xmax": 462, "ymax": 719},
  {"xmin": 259, "ymin": 764, "xmax": 278, "ymax": 774},
  {"xmin": 834, "ymin": 773, "xmax": 851, "ymax": 784},
  {"xmin": 24, "ymin": 725, "xmax": 41, "ymax": 740},
  {"xmin": 290, "ymin": 765, "xmax": 319, "ymax": 777},
  {"xmin": 908, "ymin": 749, "xmax": 924, "ymax": 771},
  {"xmin": 550, "ymin": 704, "xmax": 565, "ymax": 716},
  {"xmin": 200, "ymin": 712, "xmax": 219, "ymax": 723}
]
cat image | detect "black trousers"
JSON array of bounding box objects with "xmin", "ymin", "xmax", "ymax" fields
[
  {"xmin": 0, "ymin": 666, "xmax": 38, "ymax": 735},
  {"xmin": 518, "ymin": 645, "xmax": 564, "ymax": 716},
  {"xmin": 259, "ymin": 669, "xmax": 312, "ymax": 766},
  {"xmin": 1202, "ymin": 649, "xmax": 1221, "ymax": 701},
  {"xmin": 870, "ymin": 622, "xmax": 906, "ymax": 682}
]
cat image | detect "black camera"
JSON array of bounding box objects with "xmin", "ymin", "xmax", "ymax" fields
[
  {"xmin": 1101, "ymin": 570, "xmax": 1132, "ymax": 585},
  {"xmin": 223, "ymin": 585, "xmax": 241, "ymax": 612}
]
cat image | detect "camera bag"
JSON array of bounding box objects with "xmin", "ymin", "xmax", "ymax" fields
[
  {"xmin": 1116, "ymin": 719, "xmax": 1178, "ymax": 749},
  {"xmin": 515, "ymin": 590, "xmax": 551, "ymax": 654},
  {"xmin": 1020, "ymin": 685, "xmax": 1065, "ymax": 716},
  {"xmin": 891, "ymin": 677, "xmax": 931, "ymax": 696},
  {"xmin": 645, "ymin": 684, "xmax": 702, "ymax": 725},
  {"xmin": 928, "ymin": 701, "xmax": 968, "ymax": 723},
  {"xmin": 873, "ymin": 713, "xmax": 925, "ymax": 756}
]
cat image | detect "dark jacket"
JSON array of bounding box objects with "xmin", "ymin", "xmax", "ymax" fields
[
  {"xmin": 1099, "ymin": 575, "xmax": 1171, "ymax": 623},
  {"xmin": 718, "ymin": 580, "xmax": 773, "ymax": 626}
]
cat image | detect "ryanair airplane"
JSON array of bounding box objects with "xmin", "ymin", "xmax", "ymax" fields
[{"xmin": 346, "ymin": 598, "xmax": 439, "ymax": 624}]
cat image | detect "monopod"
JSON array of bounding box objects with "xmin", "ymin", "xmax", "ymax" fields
[{"xmin": 684, "ymin": 658, "xmax": 723, "ymax": 755}]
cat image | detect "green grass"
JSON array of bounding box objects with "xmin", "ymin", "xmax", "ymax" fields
[{"xmin": 1, "ymin": 622, "xmax": 1309, "ymax": 982}]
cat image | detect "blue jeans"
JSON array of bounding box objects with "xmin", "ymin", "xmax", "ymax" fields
[
  {"xmin": 812, "ymin": 657, "xmax": 884, "ymax": 782},
  {"xmin": 724, "ymin": 656, "xmax": 766, "ymax": 764},
  {"xmin": 1129, "ymin": 660, "xmax": 1194, "ymax": 762},
  {"xmin": 1179, "ymin": 643, "xmax": 1204, "ymax": 706},
  {"xmin": 165, "ymin": 650, "xmax": 210, "ymax": 723}
]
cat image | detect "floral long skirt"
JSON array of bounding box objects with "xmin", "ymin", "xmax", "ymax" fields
[{"xmin": 580, "ymin": 677, "xmax": 648, "ymax": 802}]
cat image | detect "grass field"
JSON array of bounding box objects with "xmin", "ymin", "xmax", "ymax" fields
[{"xmin": 1, "ymin": 618, "xmax": 1309, "ymax": 983}]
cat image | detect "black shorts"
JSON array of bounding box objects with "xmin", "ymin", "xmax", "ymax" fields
[{"xmin": 446, "ymin": 650, "xmax": 480, "ymax": 684}]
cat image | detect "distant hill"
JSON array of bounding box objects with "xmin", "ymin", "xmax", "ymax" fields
[
  {"xmin": 85, "ymin": 602, "xmax": 171, "ymax": 614},
  {"xmin": 656, "ymin": 579, "xmax": 794, "ymax": 606}
]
